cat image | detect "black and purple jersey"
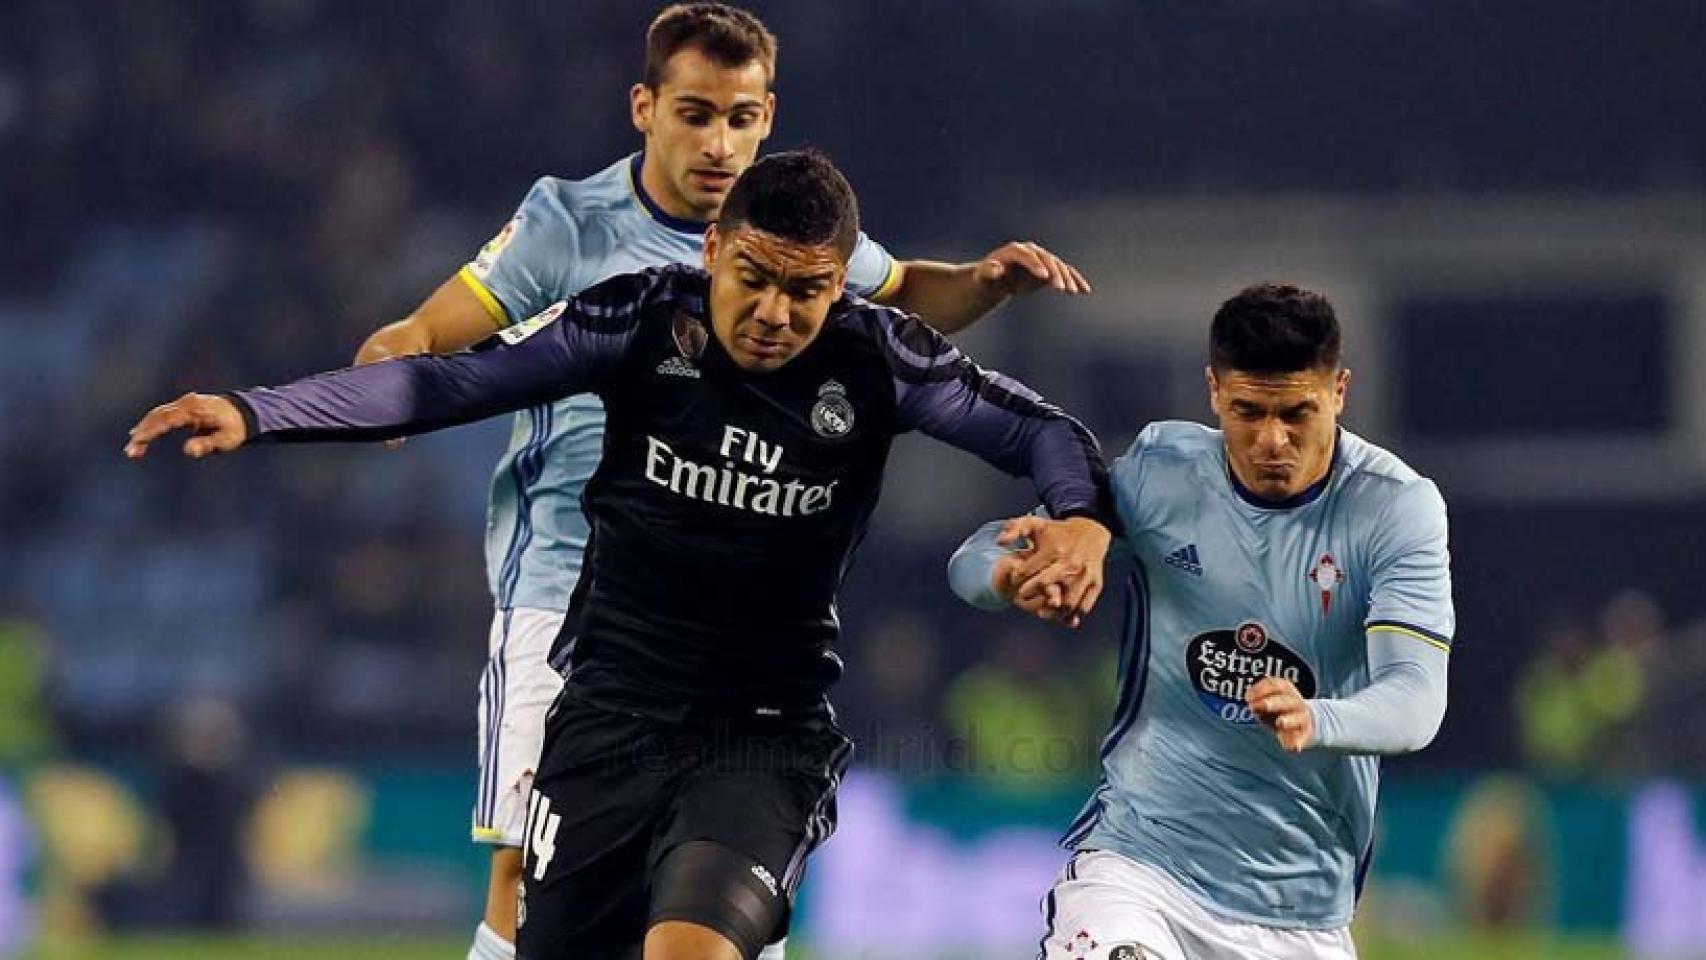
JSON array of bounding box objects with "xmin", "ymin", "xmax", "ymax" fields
[{"xmin": 231, "ymin": 265, "xmax": 1109, "ymax": 720}]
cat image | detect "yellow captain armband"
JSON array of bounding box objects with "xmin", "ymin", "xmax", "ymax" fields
[
  {"xmin": 871, "ymin": 257, "xmax": 904, "ymax": 300},
  {"xmin": 458, "ymin": 265, "xmax": 511, "ymax": 329}
]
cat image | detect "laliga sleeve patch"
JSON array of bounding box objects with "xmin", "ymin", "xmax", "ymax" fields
[
  {"xmin": 499, "ymin": 301, "xmax": 567, "ymax": 345},
  {"xmin": 470, "ymin": 214, "xmax": 523, "ymax": 280},
  {"xmin": 1186, "ymin": 622, "xmax": 1316, "ymax": 725}
]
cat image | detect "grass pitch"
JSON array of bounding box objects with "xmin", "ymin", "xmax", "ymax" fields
[{"xmin": 18, "ymin": 931, "xmax": 1627, "ymax": 960}]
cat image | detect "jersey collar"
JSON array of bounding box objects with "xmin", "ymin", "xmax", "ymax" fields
[
  {"xmin": 629, "ymin": 153, "xmax": 711, "ymax": 236},
  {"xmin": 1226, "ymin": 428, "xmax": 1342, "ymax": 511}
]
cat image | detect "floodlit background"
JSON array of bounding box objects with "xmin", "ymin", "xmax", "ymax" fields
[{"xmin": 4, "ymin": 1, "xmax": 1706, "ymax": 957}]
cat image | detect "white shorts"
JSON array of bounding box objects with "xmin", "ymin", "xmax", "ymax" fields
[
  {"xmin": 1039, "ymin": 850, "xmax": 1357, "ymax": 960},
  {"xmin": 472, "ymin": 606, "xmax": 567, "ymax": 847}
]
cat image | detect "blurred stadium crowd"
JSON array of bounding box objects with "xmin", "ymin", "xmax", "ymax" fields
[{"xmin": 3, "ymin": 0, "xmax": 1706, "ymax": 949}]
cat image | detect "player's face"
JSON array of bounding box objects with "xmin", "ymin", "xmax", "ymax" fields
[
  {"xmin": 631, "ymin": 49, "xmax": 775, "ymax": 221},
  {"xmin": 703, "ymin": 224, "xmax": 847, "ymax": 373},
  {"xmin": 1207, "ymin": 366, "xmax": 1349, "ymax": 500}
]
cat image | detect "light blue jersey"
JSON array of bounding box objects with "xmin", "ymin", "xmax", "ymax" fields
[
  {"xmin": 952, "ymin": 420, "xmax": 1454, "ymax": 929},
  {"xmin": 461, "ymin": 153, "xmax": 900, "ymax": 610},
  {"xmin": 1063, "ymin": 421, "xmax": 1453, "ymax": 928}
]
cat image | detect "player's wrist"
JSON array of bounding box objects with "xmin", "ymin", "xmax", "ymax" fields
[
  {"xmin": 220, "ymin": 392, "xmax": 258, "ymax": 445},
  {"xmin": 1303, "ymin": 700, "xmax": 1332, "ymax": 751},
  {"xmin": 990, "ymin": 556, "xmax": 1023, "ymax": 600}
]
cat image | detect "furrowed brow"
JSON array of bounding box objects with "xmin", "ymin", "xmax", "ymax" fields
[
  {"xmin": 735, "ymin": 253, "xmax": 779, "ymax": 281},
  {"xmin": 790, "ymin": 268, "xmax": 837, "ymax": 285},
  {"xmin": 674, "ymin": 95, "xmax": 762, "ymax": 114}
]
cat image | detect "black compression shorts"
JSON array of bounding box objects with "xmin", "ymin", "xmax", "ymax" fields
[{"xmin": 515, "ymin": 692, "xmax": 852, "ymax": 960}]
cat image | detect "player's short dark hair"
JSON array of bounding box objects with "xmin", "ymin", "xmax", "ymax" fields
[
  {"xmin": 1210, "ymin": 283, "xmax": 1342, "ymax": 374},
  {"xmin": 645, "ymin": 3, "xmax": 777, "ymax": 89},
  {"xmin": 719, "ymin": 150, "xmax": 859, "ymax": 260}
]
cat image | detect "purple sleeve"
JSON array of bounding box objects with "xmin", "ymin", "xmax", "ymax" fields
[
  {"xmin": 875, "ymin": 310, "xmax": 1110, "ymax": 522},
  {"xmin": 232, "ymin": 296, "xmax": 639, "ymax": 444}
]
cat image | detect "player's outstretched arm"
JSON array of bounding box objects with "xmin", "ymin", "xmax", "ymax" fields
[
  {"xmin": 126, "ymin": 289, "xmax": 635, "ymax": 453},
  {"xmin": 877, "ymin": 241, "xmax": 1091, "ymax": 335},
  {"xmin": 884, "ymin": 308, "xmax": 1115, "ymax": 617},
  {"xmin": 1247, "ymin": 631, "xmax": 1449, "ymax": 755},
  {"xmin": 124, "ymin": 393, "xmax": 248, "ymax": 460}
]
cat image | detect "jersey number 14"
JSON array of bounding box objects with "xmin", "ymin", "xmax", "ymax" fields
[{"xmin": 524, "ymin": 789, "xmax": 563, "ymax": 881}]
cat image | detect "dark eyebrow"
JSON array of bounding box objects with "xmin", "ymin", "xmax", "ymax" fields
[
  {"xmin": 735, "ymin": 253, "xmax": 779, "ymax": 282},
  {"xmin": 736, "ymin": 253, "xmax": 835, "ymax": 286},
  {"xmin": 673, "ymin": 95, "xmax": 764, "ymax": 113},
  {"xmin": 1228, "ymin": 397, "xmax": 1319, "ymax": 417}
]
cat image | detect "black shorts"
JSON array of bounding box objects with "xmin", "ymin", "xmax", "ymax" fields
[{"xmin": 515, "ymin": 692, "xmax": 853, "ymax": 959}]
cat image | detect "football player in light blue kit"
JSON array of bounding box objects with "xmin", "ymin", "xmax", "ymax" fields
[
  {"xmin": 352, "ymin": 6, "xmax": 1092, "ymax": 958},
  {"xmin": 948, "ymin": 283, "xmax": 1453, "ymax": 959}
]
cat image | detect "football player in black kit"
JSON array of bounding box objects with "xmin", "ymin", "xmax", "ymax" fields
[{"xmin": 125, "ymin": 150, "xmax": 1116, "ymax": 960}]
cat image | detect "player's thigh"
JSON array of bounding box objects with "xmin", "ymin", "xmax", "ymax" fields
[
  {"xmin": 1039, "ymin": 851, "xmax": 1187, "ymax": 960},
  {"xmin": 653, "ymin": 722, "xmax": 852, "ymax": 948},
  {"xmin": 649, "ymin": 841, "xmax": 780, "ymax": 959},
  {"xmin": 474, "ymin": 606, "xmax": 568, "ymax": 847},
  {"xmin": 515, "ymin": 697, "xmax": 670, "ymax": 959}
]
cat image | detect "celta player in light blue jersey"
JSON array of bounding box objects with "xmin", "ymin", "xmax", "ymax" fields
[
  {"xmin": 949, "ymin": 283, "xmax": 1453, "ymax": 959},
  {"xmin": 351, "ymin": 5, "xmax": 1091, "ymax": 958}
]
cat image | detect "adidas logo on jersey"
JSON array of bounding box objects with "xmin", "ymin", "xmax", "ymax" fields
[
  {"xmin": 750, "ymin": 863, "xmax": 779, "ymax": 897},
  {"xmin": 1163, "ymin": 543, "xmax": 1203, "ymax": 576},
  {"xmin": 656, "ymin": 356, "xmax": 700, "ymax": 378}
]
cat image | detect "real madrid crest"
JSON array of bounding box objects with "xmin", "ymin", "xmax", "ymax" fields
[
  {"xmin": 671, "ymin": 310, "xmax": 708, "ymax": 359},
  {"xmin": 811, "ymin": 379, "xmax": 855, "ymax": 438}
]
